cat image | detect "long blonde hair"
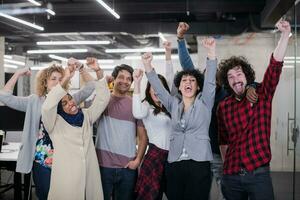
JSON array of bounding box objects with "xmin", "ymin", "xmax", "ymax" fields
[{"xmin": 35, "ymin": 64, "xmax": 68, "ymax": 96}]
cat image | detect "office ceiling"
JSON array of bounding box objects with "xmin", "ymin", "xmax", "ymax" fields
[{"xmin": 0, "ymin": 0, "xmax": 296, "ymax": 62}]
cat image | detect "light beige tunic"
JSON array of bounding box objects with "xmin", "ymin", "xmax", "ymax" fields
[{"xmin": 42, "ymin": 78, "xmax": 110, "ymax": 200}]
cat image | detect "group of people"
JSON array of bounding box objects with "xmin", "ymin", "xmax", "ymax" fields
[{"xmin": 0, "ymin": 20, "xmax": 291, "ymax": 200}]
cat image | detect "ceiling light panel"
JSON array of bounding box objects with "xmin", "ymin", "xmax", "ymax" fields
[
  {"xmin": 0, "ymin": 12, "xmax": 44, "ymax": 31},
  {"xmin": 37, "ymin": 40, "xmax": 110, "ymax": 45},
  {"xmin": 106, "ymin": 48, "xmax": 165, "ymax": 53},
  {"xmin": 27, "ymin": 49, "xmax": 88, "ymax": 54}
]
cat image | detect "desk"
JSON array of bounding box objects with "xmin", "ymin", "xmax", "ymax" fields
[
  {"xmin": 0, "ymin": 142, "xmax": 31, "ymax": 200},
  {"xmin": 0, "ymin": 142, "xmax": 20, "ymax": 161}
]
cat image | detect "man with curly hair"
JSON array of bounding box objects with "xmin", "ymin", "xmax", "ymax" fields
[{"xmin": 217, "ymin": 20, "xmax": 291, "ymax": 200}]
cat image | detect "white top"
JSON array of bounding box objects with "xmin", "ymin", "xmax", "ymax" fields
[{"xmin": 132, "ymin": 94, "xmax": 171, "ymax": 150}]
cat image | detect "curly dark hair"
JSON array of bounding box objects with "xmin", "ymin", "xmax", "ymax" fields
[
  {"xmin": 143, "ymin": 74, "xmax": 171, "ymax": 118},
  {"xmin": 111, "ymin": 64, "xmax": 134, "ymax": 82},
  {"xmin": 219, "ymin": 56, "xmax": 255, "ymax": 95},
  {"xmin": 173, "ymin": 69, "xmax": 204, "ymax": 96}
]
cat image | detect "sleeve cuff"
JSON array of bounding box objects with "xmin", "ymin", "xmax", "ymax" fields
[{"xmin": 270, "ymin": 53, "xmax": 284, "ymax": 67}]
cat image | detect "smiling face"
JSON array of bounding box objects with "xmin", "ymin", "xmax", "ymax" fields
[
  {"xmin": 227, "ymin": 66, "xmax": 247, "ymax": 96},
  {"xmin": 113, "ymin": 69, "xmax": 133, "ymax": 95},
  {"xmin": 46, "ymin": 71, "xmax": 63, "ymax": 92},
  {"xmin": 178, "ymin": 75, "xmax": 199, "ymax": 98},
  {"xmin": 61, "ymin": 94, "xmax": 78, "ymax": 115}
]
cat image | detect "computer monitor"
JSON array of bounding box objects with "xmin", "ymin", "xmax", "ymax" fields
[{"xmin": 0, "ymin": 106, "xmax": 25, "ymax": 131}]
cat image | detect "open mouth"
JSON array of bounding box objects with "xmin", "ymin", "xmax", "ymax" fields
[
  {"xmin": 233, "ymin": 82, "xmax": 244, "ymax": 92},
  {"xmin": 70, "ymin": 105, "xmax": 77, "ymax": 112},
  {"xmin": 184, "ymin": 85, "xmax": 192, "ymax": 92}
]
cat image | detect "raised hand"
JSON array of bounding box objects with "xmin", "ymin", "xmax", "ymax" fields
[
  {"xmin": 68, "ymin": 57, "xmax": 83, "ymax": 71},
  {"xmin": 276, "ymin": 20, "xmax": 291, "ymax": 35},
  {"xmin": 141, "ymin": 52, "xmax": 153, "ymax": 72},
  {"xmin": 86, "ymin": 57, "xmax": 100, "ymax": 71},
  {"xmin": 163, "ymin": 41, "xmax": 172, "ymax": 52},
  {"xmin": 133, "ymin": 69, "xmax": 144, "ymax": 83},
  {"xmin": 16, "ymin": 67, "xmax": 31, "ymax": 77},
  {"xmin": 201, "ymin": 37, "xmax": 216, "ymax": 60},
  {"xmin": 177, "ymin": 22, "xmax": 189, "ymax": 39}
]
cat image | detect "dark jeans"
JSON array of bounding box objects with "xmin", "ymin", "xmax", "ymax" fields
[
  {"xmin": 221, "ymin": 166, "xmax": 274, "ymax": 200},
  {"xmin": 100, "ymin": 166, "xmax": 137, "ymax": 200},
  {"xmin": 165, "ymin": 160, "xmax": 212, "ymax": 200},
  {"xmin": 32, "ymin": 162, "xmax": 51, "ymax": 200}
]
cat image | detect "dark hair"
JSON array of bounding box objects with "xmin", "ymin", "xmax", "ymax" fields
[
  {"xmin": 173, "ymin": 69, "xmax": 204, "ymax": 96},
  {"xmin": 111, "ymin": 64, "xmax": 134, "ymax": 82},
  {"xmin": 219, "ymin": 56, "xmax": 255, "ymax": 94},
  {"xmin": 143, "ymin": 74, "xmax": 171, "ymax": 118}
]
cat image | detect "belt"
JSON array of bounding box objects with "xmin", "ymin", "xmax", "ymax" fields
[{"xmin": 238, "ymin": 164, "xmax": 270, "ymax": 176}]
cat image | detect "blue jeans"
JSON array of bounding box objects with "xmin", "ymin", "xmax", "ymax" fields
[
  {"xmin": 210, "ymin": 153, "xmax": 225, "ymax": 200},
  {"xmin": 32, "ymin": 162, "xmax": 51, "ymax": 200},
  {"xmin": 221, "ymin": 166, "xmax": 274, "ymax": 200},
  {"xmin": 100, "ymin": 166, "xmax": 137, "ymax": 200}
]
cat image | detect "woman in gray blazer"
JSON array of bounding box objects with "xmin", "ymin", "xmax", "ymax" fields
[
  {"xmin": 142, "ymin": 37, "xmax": 217, "ymax": 200},
  {"xmin": 0, "ymin": 58, "xmax": 99, "ymax": 200}
]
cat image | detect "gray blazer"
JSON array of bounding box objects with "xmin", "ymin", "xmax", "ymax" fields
[
  {"xmin": 0, "ymin": 81, "xmax": 95, "ymax": 173},
  {"xmin": 146, "ymin": 59, "xmax": 217, "ymax": 163}
]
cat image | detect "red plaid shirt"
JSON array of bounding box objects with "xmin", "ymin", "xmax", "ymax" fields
[{"xmin": 217, "ymin": 54, "xmax": 283, "ymax": 175}]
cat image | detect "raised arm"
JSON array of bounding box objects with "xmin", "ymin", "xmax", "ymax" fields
[
  {"xmin": 200, "ymin": 37, "xmax": 217, "ymax": 110},
  {"xmin": 143, "ymin": 52, "xmax": 174, "ymax": 113},
  {"xmin": 132, "ymin": 69, "xmax": 149, "ymax": 119},
  {"xmin": 86, "ymin": 57, "xmax": 104, "ymax": 80},
  {"xmin": 0, "ymin": 68, "xmax": 31, "ymax": 111},
  {"xmin": 65, "ymin": 57, "xmax": 96, "ymax": 105},
  {"xmin": 261, "ymin": 20, "xmax": 290, "ymax": 97},
  {"xmin": 41, "ymin": 83, "xmax": 67, "ymax": 134},
  {"xmin": 87, "ymin": 78, "xmax": 110, "ymax": 124},
  {"xmin": 177, "ymin": 22, "xmax": 195, "ymax": 70},
  {"xmin": 163, "ymin": 41, "xmax": 175, "ymax": 90},
  {"xmin": 273, "ymin": 20, "xmax": 291, "ymax": 62}
]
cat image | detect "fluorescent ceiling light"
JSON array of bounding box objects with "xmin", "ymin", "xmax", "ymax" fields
[
  {"xmin": 0, "ymin": 12, "xmax": 44, "ymax": 31},
  {"xmin": 124, "ymin": 55, "xmax": 179, "ymax": 60},
  {"xmin": 95, "ymin": 0, "xmax": 120, "ymax": 19},
  {"xmin": 27, "ymin": 0, "xmax": 41, "ymax": 6},
  {"xmin": 45, "ymin": 9, "xmax": 56, "ymax": 16},
  {"xmin": 27, "ymin": 49, "xmax": 88, "ymax": 54},
  {"xmin": 158, "ymin": 32, "xmax": 167, "ymax": 42},
  {"xmin": 106, "ymin": 48, "xmax": 165, "ymax": 53},
  {"xmin": 283, "ymin": 65, "xmax": 295, "ymax": 69},
  {"xmin": 49, "ymin": 54, "xmax": 114, "ymax": 64},
  {"xmin": 284, "ymin": 57, "xmax": 300, "ymax": 60},
  {"xmin": 4, "ymin": 55, "xmax": 13, "ymax": 59},
  {"xmin": 30, "ymin": 66, "xmax": 47, "ymax": 70},
  {"xmin": 4, "ymin": 64, "xmax": 18, "ymax": 69},
  {"xmin": 49, "ymin": 54, "xmax": 68, "ymax": 61},
  {"xmin": 96, "ymin": 65, "xmax": 115, "ymax": 69},
  {"xmin": 38, "ymin": 40, "xmax": 110, "ymax": 45},
  {"xmin": 283, "ymin": 60, "xmax": 300, "ymax": 64},
  {"xmin": 4, "ymin": 59, "xmax": 25, "ymax": 66}
]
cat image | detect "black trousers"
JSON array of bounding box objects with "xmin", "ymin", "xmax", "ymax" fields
[{"xmin": 165, "ymin": 160, "xmax": 212, "ymax": 200}]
